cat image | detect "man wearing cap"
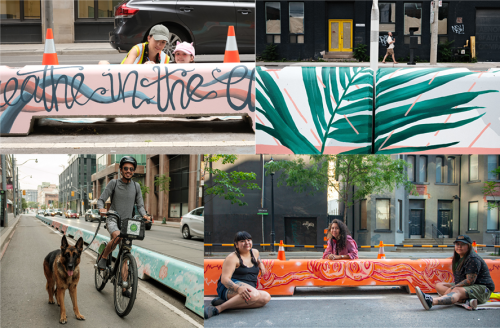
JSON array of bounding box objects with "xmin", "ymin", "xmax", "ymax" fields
[
  {"xmin": 121, "ymin": 24, "xmax": 170, "ymax": 64},
  {"xmin": 415, "ymin": 234, "xmax": 495, "ymax": 310}
]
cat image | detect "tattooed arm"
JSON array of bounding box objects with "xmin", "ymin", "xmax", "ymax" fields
[
  {"xmin": 254, "ymin": 250, "xmax": 267, "ymax": 275},
  {"xmin": 220, "ymin": 253, "xmax": 252, "ymax": 301},
  {"xmin": 453, "ymin": 273, "xmax": 478, "ymax": 289}
]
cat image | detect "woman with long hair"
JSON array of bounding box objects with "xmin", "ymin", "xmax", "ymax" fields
[
  {"xmin": 322, "ymin": 219, "xmax": 359, "ymax": 260},
  {"xmin": 205, "ymin": 231, "xmax": 271, "ymax": 319},
  {"xmin": 416, "ymin": 235, "xmax": 495, "ymax": 310}
]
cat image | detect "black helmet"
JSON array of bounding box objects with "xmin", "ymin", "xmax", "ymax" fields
[{"xmin": 119, "ymin": 156, "xmax": 137, "ymax": 170}]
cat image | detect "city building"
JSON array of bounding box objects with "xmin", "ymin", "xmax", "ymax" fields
[
  {"xmin": 257, "ymin": 1, "xmax": 500, "ymax": 62},
  {"xmin": 38, "ymin": 182, "xmax": 58, "ymax": 209},
  {"xmin": 22, "ymin": 189, "xmax": 37, "ymax": 203},
  {"xmin": 0, "ymin": 154, "xmax": 15, "ymax": 226},
  {"xmin": 59, "ymin": 154, "xmax": 96, "ymax": 214}
]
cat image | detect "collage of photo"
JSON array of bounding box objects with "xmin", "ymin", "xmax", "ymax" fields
[{"xmin": 1, "ymin": 1, "xmax": 500, "ymax": 327}]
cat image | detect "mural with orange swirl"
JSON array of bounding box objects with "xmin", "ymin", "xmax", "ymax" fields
[{"xmin": 204, "ymin": 258, "xmax": 500, "ymax": 296}]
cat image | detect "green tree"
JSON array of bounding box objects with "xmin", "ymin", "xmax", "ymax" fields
[
  {"xmin": 154, "ymin": 174, "xmax": 171, "ymax": 192},
  {"xmin": 265, "ymin": 155, "xmax": 418, "ymax": 223},
  {"xmin": 41, "ymin": 204, "xmax": 46, "ymax": 210},
  {"xmin": 483, "ymin": 166, "xmax": 500, "ymax": 210},
  {"xmin": 22, "ymin": 198, "xmax": 28, "ymax": 210},
  {"xmin": 137, "ymin": 180, "xmax": 150, "ymax": 200},
  {"xmin": 204, "ymin": 155, "xmax": 261, "ymax": 206},
  {"xmin": 27, "ymin": 201, "xmax": 39, "ymax": 209}
]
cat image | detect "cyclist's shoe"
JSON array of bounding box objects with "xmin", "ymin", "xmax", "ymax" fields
[
  {"xmin": 97, "ymin": 257, "xmax": 107, "ymax": 270},
  {"xmin": 122, "ymin": 290, "xmax": 131, "ymax": 298},
  {"xmin": 211, "ymin": 297, "xmax": 226, "ymax": 306},
  {"xmin": 204, "ymin": 305, "xmax": 219, "ymax": 319},
  {"xmin": 415, "ymin": 286, "xmax": 433, "ymax": 310}
]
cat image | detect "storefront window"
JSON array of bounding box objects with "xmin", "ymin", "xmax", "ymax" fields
[
  {"xmin": 438, "ymin": 2, "xmax": 448, "ymax": 44},
  {"xmin": 379, "ymin": 3, "xmax": 396, "ymax": 32},
  {"xmin": 289, "ymin": 2, "xmax": 304, "ymax": 44},
  {"xmin": 77, "ymin": 0, "xmax": 121, "ymax": 19},
  {"xmin": 1, "ymin": 0, "xmax": 40, "ymax": 20},
  {"xmin": 266, "ymin": 2, "xmax": 281, "ymax": 43},
  {"xmin": 404, "ymin": 3, "xmax": 422, "ymax": 44},
  {"xmin": 376, "ymin": 199, "xmax": 390, "ymax": 230}
]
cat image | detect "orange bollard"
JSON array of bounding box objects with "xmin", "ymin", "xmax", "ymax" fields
[
  {"xmin": 223, "ymin": 26, "xmax": 240, "ymax": 63},
  {"xmin": 377, "ymin": 240, "xmax": 386, "ymax": 259},
  {"xmin": 42, "ymin": 28, "xmax": 59, "ymax": 65},
  {"xmin": 277, "ymin": 240, "xmax": 286, "ymax": 261},
  {"xmin": 472, "ymin": 241, "xmax": 478, "ymax": 253}
]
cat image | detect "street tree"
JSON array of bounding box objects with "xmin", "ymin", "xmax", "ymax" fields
[
  {"xmin": 265, "ymin": 155, "xmax": 418, "ymax": 223},
  {"xmin": 154, "ymin": 174, "xmax": 171, "ymax": 192},
  {"xmin": 137, "ymin": 181, "xmax": 150, "ymax": 200},
  {"xmin": 483, "ymin": 166, "xmax": 500, "ymax": 210},
  {"xmin": 22, "ymin": 198, "xmax": 28, "ymax": 210},
  {"xmin": 204, "ymin": 155, "xmax": 261, "ymax": 206}
]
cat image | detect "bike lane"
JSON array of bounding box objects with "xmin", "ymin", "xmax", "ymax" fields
[{"xmin": 0, "ymin": 215, "xmax": 203, "ymax": 327}]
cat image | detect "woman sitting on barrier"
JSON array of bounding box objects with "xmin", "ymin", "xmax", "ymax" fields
[
  {"xmin": 204, "ymin": 231, "xmax": 271, "ymax": 319},
  {"xmin": 322, "ymin": 219, "xmax": 359, "ymax": 260},
  {"xmin": 415, "ymin": 234, "xmax": 495, "ymax": 311},
  {"xmin": 121, "ymin": 24, "xmax": 170, "ymax": 65}
]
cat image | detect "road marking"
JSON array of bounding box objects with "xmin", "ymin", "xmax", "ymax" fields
[
  {"xmin": 204, "ymin": 296, "xmax": 386, "ymax": 301},
  {"xmin": 40, "ymin": 220, "xmax": 202, "ymax": 326},
  {"xmin": 173, "ymin": 239, "xmax": 203, "ymax": 247}
]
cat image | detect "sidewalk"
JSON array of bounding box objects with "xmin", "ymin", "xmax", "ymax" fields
[
  {"xmin": 0, "ymin": 214, "xmax": 21, "ymax": 254},
  {"xmin": 257, "ymin": 61, "xmax": 500, "ymax": 70}
]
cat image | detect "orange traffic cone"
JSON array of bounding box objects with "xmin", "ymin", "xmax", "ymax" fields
[
  {"xmin": 377, "ymin": 240, "xmax": 386, "ymax": 259},
  {"xmin": 223, "ymin": 26, "xmax": 240, "ymax": 63},
  {"xmin": 472, "ymin": 241, "xmax": 478, "ymax": 253},
  {"xmin": 42, "ymin": 28, "xmax": 59, "ymax": 65},
  {"xmin": 277, "ymin": 240, "xmax": 286, "ymax": 261}
]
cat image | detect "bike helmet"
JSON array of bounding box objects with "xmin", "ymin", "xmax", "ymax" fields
[{"xmin": 119, "ymin": 156, "xmax": 137, "ymax": 170}]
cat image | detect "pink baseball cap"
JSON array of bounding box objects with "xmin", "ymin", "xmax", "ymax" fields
[{"xmin": 173, "ymin": 42, "xmax": 195, "ymax": 56}]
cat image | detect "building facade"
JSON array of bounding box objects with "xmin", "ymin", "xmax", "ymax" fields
[
  {"xmin": 257, "ymin": 1, "xmax": 500, "ymax": 62},
  {"xmin": 37, "ymin": 182, "xmax": 58, "ymax": 209},
  {"xmin": 59, "ymin": 154, "xmax": 96, "ymax": 214},
  {"xmin": 22, "ymin": 189, "xmax": 37, "ymax": 203}
]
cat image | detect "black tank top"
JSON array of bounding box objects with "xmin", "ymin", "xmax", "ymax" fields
[{"xmin": 231, "ymin": 250, "xmax": 260, "ymax": 288}]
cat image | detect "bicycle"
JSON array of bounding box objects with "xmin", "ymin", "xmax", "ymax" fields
[{"xmin": 94, "ymin": 210, "xmax": 146, "ymax": 317}]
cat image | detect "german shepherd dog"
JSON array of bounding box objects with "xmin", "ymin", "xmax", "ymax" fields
[{"xmin": 43, "ymin": 235, "xmax": 85, "ymax": 324}]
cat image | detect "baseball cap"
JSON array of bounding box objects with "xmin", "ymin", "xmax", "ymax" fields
[
  {"xmin": 454, "ymin": 235, "xmax": 472, "ymax": 245},
  {"xmin": 149, "ymin": 25, "xmax": 170, "ymax": 42},
  {"xmin": 173, "ymin": 41, "xmax": 195, "ymax": 56}
]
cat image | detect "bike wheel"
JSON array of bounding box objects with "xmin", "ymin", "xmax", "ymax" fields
[
  {"xmin": 94, "ymin": 242, "xmax": 108, "ymax": 291},
  {"xmin": 113, "ymin": 252, "xmax": 138, "ymax": 317}
]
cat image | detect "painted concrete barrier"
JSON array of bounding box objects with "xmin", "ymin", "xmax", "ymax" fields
[
  {"xmin": 0, "ymin": 63, "xmax": 255, "ymax": 135},
  {"xmin": 36, "ymin": 215, "xmax": 203, "ymax": 317},
  {"xmin": 256, "ymin": 66, "xmax": 500, "ymax": 155},
  {"xmin": 204, "ymin": 258, "xmax": 500, "ymax": 296}
]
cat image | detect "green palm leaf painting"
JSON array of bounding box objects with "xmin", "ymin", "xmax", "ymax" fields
[
  {"xmin": 256, "ymin": 66, "xmax": 374, "ymax": 154},
  {"xmin": 374, "ymin": 68, "xmax": 499, "ymax": 153}
]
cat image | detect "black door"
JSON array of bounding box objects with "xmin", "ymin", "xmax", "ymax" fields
[
  {"xmin": 438, "ymin": 210, "xmax": 451, "ymax": 237},
  {"xmin": 409, "ymin": 209, "xmax": 422, "ymax": 236},
  {"xmin": 285, "ymin": 217, "xmax": 317, "ymax": 246}
]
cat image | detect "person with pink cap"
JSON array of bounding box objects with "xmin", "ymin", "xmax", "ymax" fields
[{"xmin": 173, "ymin": 41, "xmax": 195, "ymax": 63}]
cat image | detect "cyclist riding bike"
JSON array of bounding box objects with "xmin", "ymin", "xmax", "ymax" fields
[{"xmin": 96, "ymin": 156, "xmax": 151, "ymax": 297}]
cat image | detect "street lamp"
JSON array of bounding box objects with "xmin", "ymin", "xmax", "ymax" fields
[
  {"xmin": 267, "ymin": 157, "xmax": 276, "ymax": 253},
  {"xmin": 18, "ymin": 159, "xmax": 38, "ymax": 165}
]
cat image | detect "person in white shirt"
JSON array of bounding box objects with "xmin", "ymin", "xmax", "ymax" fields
[{"xmin": 382, "ymin": 31, "xmax": 398, "ymax": 64}]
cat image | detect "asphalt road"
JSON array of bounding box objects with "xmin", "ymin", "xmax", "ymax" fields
[
  {"xmin": 42, "ymin": 214, "xmax": 203, "ymax": 267},
  {"xmin": 0, "ymin": 215, "xmax": 203, "ymax": 327},
  {"xmin": 204, "ymin": 286, "xmax": 499, "ymax": 327}
]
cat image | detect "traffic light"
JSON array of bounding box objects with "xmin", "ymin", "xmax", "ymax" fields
[
  {"xmin": 23, "ymin": 190, "xmax": 26, "ymax": 195},
  {"xmin": 71, "ymin": 191, "xmax": 75, "ymax": 197}
]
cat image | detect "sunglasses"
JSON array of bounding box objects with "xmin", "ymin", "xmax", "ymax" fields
[{"xmin": 122, "ymin": 167, "xmax": 135, "ymax": 172}]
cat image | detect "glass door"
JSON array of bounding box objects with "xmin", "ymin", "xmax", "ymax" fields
[{"xmin": 328, "ymin": 20, "xmax": 353, "ymax": 52}]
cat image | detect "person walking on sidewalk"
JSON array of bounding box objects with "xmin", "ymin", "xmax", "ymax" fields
[
  {"xmin": 121, "ymin": 24, "xmax": 170, "ymax": 65},
  {"xmin": 415, "ymin": 234, "xmax": 495, "ymax": 310},
  {"xmin": 96, "ymin": 156, "xmax": 151, "ymax": 297},
  {"xmin": 382, "ymin": 31, "xmax": 398, "ymax": 64},
  {"xmin": 322, "ymin": 219, "xmax": 358, "ymax": 260},
  {"xmin": 205, "ymin": 231, "xmax": 271, "ymax": 319}
]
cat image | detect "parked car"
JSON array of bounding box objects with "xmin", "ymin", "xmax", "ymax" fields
[
  {"xmin": 65, "ymin": 210, "xmax": 79, "ymax": 219},
  {"xmin": 180, "ymin": 206, "xmax": 204, "ymax": 239},
  {"xmin": 85, "ymin": 209, "xmax": 103, "ymax": 222},
  {"xmin": 109, "ymin": 0, "xmax": 255, "ymax": 58}
]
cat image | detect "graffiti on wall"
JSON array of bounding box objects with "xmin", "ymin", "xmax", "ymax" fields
[
  {"xmin": 379, "ymin": 35, "xmax": 390, "ymax": 46},
  {"xmin": 451, "ymin": 24, "xmax": 465, "ymax": 34},
  {"xmin": 0, "ymin": 64, "xmax": 255, "ymax": 135}
]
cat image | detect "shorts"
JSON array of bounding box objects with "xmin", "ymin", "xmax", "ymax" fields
[
  {"xmin": 106, "ymin": 217, "xmax": 119, "ymax": 235},
  {"xmin": 386, "ymin": 48, "xmax": 394, "ymax": 55},
  {"xmin": 216, "ymin": 278, "xmax": 242, "ymax": 301},
  {"xmin": 452, "ymin": 283, "xmax": 492, "ymax": 304}
]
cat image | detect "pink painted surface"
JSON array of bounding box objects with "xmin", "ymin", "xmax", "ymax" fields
[{"xmin": 0, "ymin": 63, "xmax": 255, "ymax": 135}]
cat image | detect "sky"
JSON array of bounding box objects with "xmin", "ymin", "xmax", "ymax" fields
[{"xmin": 12, "ymin": 154, "xmax": 74, "ymax": 191}]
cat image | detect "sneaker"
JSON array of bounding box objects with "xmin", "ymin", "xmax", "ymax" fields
[
  {"xmin": 467, "ymin": 299, "xmax": 478, "ymax": 310},
  {"xmin": 97, "ymin": 257, "xmax": 107, "ymax": 270},
  {"xmin": 211, "ymin": 297, "xmax": 225, "ymax": 306},
  {"xmin": 204, "ymin": 305, "xmax": 220, "ymax": 319},
  {"xmin": 416, "ymin": 286, "xmax": 433, "ymax": 310},
  {"xmin": 122, "ymin": 290, "xmax": 131, "ymax": 298}
]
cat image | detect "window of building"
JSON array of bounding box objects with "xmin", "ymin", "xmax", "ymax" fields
[
  {"xmin": 469, "ymin": 155, "xmax": 478, "ymax": 181},
  {"xmin": 407, "ymin": 156, "xmax": 415, "ymax": 182},
  {"xmin": 76, "ymin": 0, "xmax": 121, "ymax": 19},
  {"xmin": 360, "ymin": 199, "xmax": 367, "ymax": 230},
  {"xmin": 437, "ymin": 2, "xmax": 448, "ymax": 44},
  {"xmin": 398, "ymin": 199, "xmax": 403, "ymax": 231},
  {"xmin": 169, "ymin": 155, "xmax": 190, "ymax": 218},
  {"xmin": 379, "ymin": 3, "xmax": 396, "ymax": 32},
  {"xmin": 447, "ymin": 157, "xmax": 455, "ymax": 183},
  {"xmin": 487, "ymin": 202, "xmax": 499, "ymax": 231},
  {"xmin": 468, "ymin": 201, "xmax": 478, "ymax": 231},
  {"xmin": 436, "ymin": 156, "xmax": 443, "ymax": 183},
  {"xmin": 266, "ymin": 2, "xmax": 281, "ymax": 43},
  {"xmin": 487, "ymin": 155, "xmax": 500, "ymax": 180},
  {"xmin": 404, "ymin": 3, "xmax": 422, "ymax": 44},
  {"xmin": 289, "ymin": 2, "xmax": 304, "ymax": 43},
  {"xmin": 376, "ymin": 199, "xmax": 390, "ymax": 230},
  {"xmin": 0, "ymin": 0, "xmax": 40, "ymax": 20},
  {"xmin": 419, "ymin": 156, "xmax": 427, "ymax": 182}
]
